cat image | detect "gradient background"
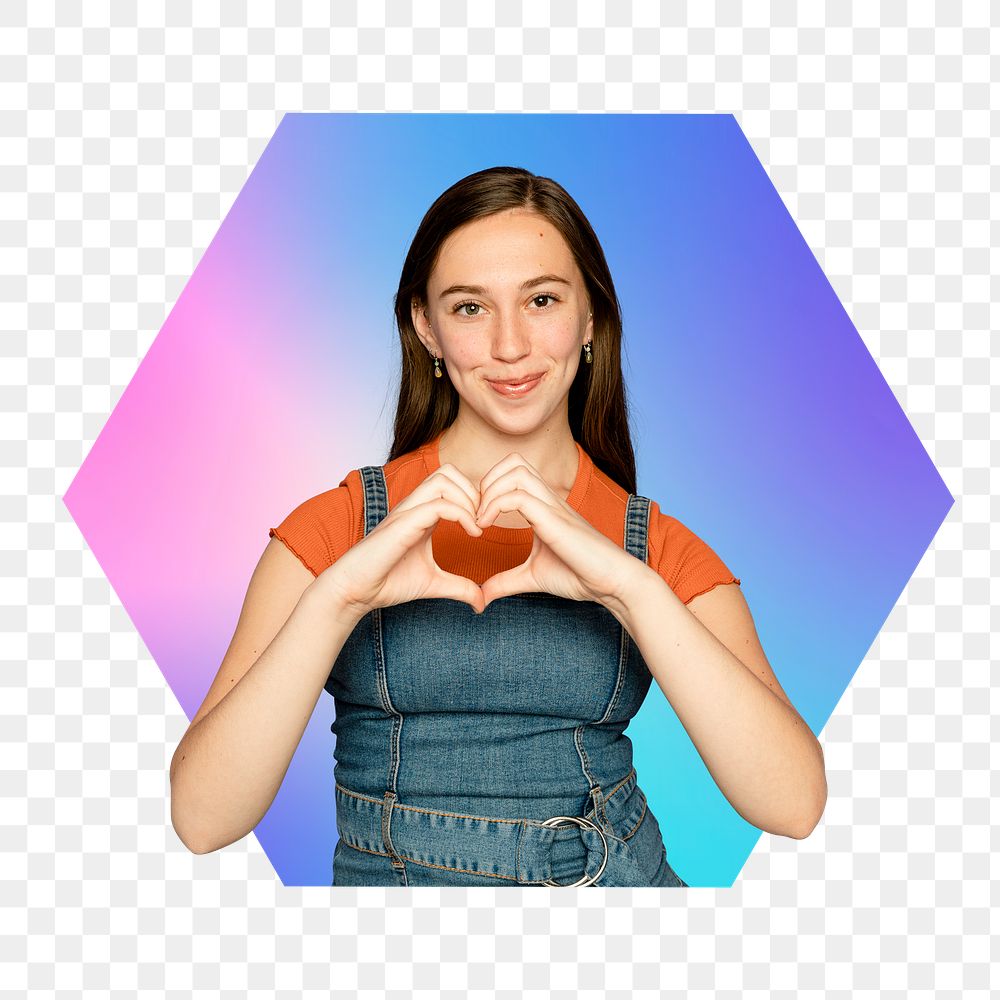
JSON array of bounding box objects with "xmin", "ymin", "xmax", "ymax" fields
[{"xmin": 62, "ymin": 113, "xmax": 954, "ymax": 886}]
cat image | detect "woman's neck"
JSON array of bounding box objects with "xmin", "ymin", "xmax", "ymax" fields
[{"xmin": 435, "ymin": 423, "xmax": 580, "ymax": 501}]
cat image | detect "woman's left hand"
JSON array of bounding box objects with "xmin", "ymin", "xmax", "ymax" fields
[{"xmin": 475, "ymin": 452, "xmax": 646, "ymax": 611}]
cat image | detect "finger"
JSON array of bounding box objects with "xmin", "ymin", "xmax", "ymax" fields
[
  {"xmin": 433, "ymin": 463, "xmax": 482, "ymax": 511},
  {"xmin": 392, "ymin": 496, "xmax": 484, "ymax": 545},
  {"xmin": 392, "ymin": 470, "xmax": 480, "ymax": 524},
  {"xmin": 477, "ymin": 483, "xmax": 557, "ymax": 530},
  {"xmin": 477, "ymin": 466, "xmax": 552, "ymax": 520},
  {"xmin": 480, "ymin": 565, "xmax": 528, "ymax": 607},
  {"xmin": 477, "ymin": 452, "xmax": 529, "ymax": 498},
  {"xmin": 430, "ymin": 569, "xmax": 486, "ymax": 615}
]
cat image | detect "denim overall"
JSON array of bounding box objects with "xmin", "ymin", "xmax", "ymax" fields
[{"xmin": 327, "ymin": 463, "xmax": 688, "ymax": 887}]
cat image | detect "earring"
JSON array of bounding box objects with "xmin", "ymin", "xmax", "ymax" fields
[
  {"xmin": 425, "ymin": 323, "xmax": 443, "ymax": 379},
  {"xmin": 583, "ymin": 342, "xmax": 593, "ymax": 365}
]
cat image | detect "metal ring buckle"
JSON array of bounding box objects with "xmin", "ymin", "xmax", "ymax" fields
[{"xmin": 539, "ymin": 815, "xmax": 609, "ymax": 887}]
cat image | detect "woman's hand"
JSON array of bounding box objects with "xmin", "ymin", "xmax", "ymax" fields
[
  {"xmin": 313, "ymin": 464, "xmax": 488, "ymax": 619},
  {"xmin": 475, "ymin": 452, "xmax": 646, "ymax": 611}
]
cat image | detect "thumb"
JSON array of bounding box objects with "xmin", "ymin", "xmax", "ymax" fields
[
  {"xmin": 431, "ymin": 569, "xmax": 486, "ymax": 615},
  {"xmin": 480, "ymin": 566, "xmax": 528, "ymax": 609}
]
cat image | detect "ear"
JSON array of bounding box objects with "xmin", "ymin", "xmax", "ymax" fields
[{"xmin": 411, "ymin": 297, "xmax": 438, "ymax": 355}]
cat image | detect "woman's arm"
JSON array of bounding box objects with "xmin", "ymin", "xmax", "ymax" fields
[
  {"xmin": 169, "ymin": 541, "xmax": 363, "ymax": 854},
  {"xmin": 604, "ymin": 565, "xmax": 827, "ymax": 839}
]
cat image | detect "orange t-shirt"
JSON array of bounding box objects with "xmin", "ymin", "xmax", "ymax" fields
[{"xmin": 269, "ymin": 432, "xmax": 741, "ymax": 605}]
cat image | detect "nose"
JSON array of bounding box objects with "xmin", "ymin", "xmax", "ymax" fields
[{"xmin": 490, "ymin": 309, "xmax": 532, "ymax": 363}]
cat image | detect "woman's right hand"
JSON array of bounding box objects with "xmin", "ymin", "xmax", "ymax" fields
[{"xmin": 312, "ymin": 464, "xmax": 487, "ymax": 620}]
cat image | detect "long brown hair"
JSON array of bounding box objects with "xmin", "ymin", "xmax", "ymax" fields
[{"xmin": 388, "ymin": 166, "xmax": 638, "ymax": 495}]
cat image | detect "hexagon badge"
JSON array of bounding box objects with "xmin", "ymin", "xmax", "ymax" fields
[{"xmin": 62, "ymin": 113, "xmax": 954, "ymax": 886}]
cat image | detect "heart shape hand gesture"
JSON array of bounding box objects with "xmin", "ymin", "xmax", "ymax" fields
[
  {"xmin": 315, "ymin": 450, "xmax": 646, "ymax": 622},
  {"xmin": 472, "ymin": 452, "xmax": 642, "ymax": 611}
]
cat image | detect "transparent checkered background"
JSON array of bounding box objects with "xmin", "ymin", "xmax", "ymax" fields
[{"xmin": 1, "ymin": 1, "xmax": 994, "ymax": 996}]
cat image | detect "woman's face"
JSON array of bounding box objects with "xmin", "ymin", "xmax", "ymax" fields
[{"xmin": 413, "ymin": 207, "xmax": 594, "ymax": 435}]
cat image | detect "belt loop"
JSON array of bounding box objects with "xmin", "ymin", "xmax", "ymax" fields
[
  {"xmin": 588, "ymin": 784, "xmax": 614, "ymax": 835},
  {"xmin": 381, "ymin": 791, "xmax": 406, "ymax": 872}
]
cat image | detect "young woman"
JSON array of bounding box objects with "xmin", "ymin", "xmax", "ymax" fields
[{"xmin": 169, "ymin": 166, "xmax": 827, "ymax": 886}]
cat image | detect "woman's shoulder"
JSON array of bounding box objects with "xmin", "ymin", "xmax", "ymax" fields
[
  {"xmin": 267, "ymin": 471, "xmax": 363, "ymax": 577},
  {"xmin": 266, "ymin": 445, "xmax": 433, "ymax": 578},
  {"xmin": 585, "ymin": 463, "xmax": 741, "ymax": 605},
  {"xmin": 646, "ymin": 500, "xmax": 742, "ymax": 605}
]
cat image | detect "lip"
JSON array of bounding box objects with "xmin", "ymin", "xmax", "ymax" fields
[
  {"xmin": 487, "ymin": 370, "xmax": 546, "ymax": 385},
  {"xmin": 486, "ymin": 372, "xmax": 545, "ymax": 398}
]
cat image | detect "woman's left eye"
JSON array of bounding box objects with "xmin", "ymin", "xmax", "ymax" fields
[{"xmin": 532, "ymin": 294, "xmax": 557, "ymax": 308}]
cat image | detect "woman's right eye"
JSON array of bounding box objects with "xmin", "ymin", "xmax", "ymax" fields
[{"xmin": 453, "ymin": 301, "xmax": 481, "ymax": 317}]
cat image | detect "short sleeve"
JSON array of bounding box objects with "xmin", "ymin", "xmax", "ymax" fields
[
  {"xmin": 649, "ymin": 505, "xmax": 741, "ymax": 605},
  {"xmin": 268, "ymin": 475, "xmax": 359, "ymax": 578}
]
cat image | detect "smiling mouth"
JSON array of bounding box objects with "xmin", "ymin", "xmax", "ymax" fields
[
  {"xmin": 487, "ymin": 370, "xmax": 545, "ymax": 385},
  {"xmin": 486, "ymin": 373, "xmax": 545, "ymax": 397}
]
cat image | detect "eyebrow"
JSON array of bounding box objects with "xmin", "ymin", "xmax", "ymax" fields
[{"xmin": 438, "ymin": 274, "xmax": 572, "ymax": 299}]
